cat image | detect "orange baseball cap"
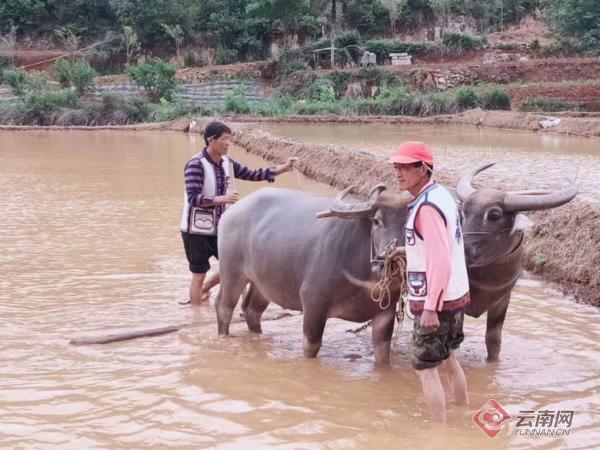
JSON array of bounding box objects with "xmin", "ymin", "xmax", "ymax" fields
[{"xmin": 386, "ymin": 141, "xmax": 434, "ymax": 166}]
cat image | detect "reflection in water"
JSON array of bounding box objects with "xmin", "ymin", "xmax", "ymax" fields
[
  {"xmin": 256, "ymin": 123, "xmax": 600, "ymax": 202},
  {"xmin": 0, "ymin": 130, "xmax": 598, "ymax": 449}
]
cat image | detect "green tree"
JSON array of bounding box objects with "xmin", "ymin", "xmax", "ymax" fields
[
  {"xmin": 109, "ymin": 0, "xmax": 199, "ymax": 47},
  {"xmin": 341, "ymin": 0, "xmax": 388, "ymax": 36},
  {"xmin": 70, "ymin": 60, "xmax": 98, "ymax": 95},
  {"xmin": 127, "ymin": 58, "xmax": 177, "ymax": 101},
  {"xmin": 123, "ymin": 25, "xmax": 140, "ymax": 65},
  {"xmin": 246, "ymin": 0, "xmax": 311, "ymax": 46},
  {"xmin": 0, "ymin": 0, "xmax": 46, "ymax": 32},
  {"xmin": 45, "ymin": 0, "xmax": 117, "ymax": 37},
  {"xmin": 0, "ymin": 25, "xmax": 18, "ymax": 67},
  {"xmin": 55, "ymin": 59, "xmax": 72, "ymax": 88},
  {"xmin": 544, "ymin": 0, "xmax": 600, "ymax": 51},
  {"xmin": 379, "ymin": 0, "xmax": 408, "ymax": 34},
  {"xmin": 430, "ymin": 0, "xmax": 451, "ymax": 27},
  {"xmin": 2, "ymin": 69, "xmax": 28, "ymax": 96},
  {"xmin": 161, "ymin": 24, "xmax": 185, "ymax": 65}
]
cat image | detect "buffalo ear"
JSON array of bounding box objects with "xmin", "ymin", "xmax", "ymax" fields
[{"xmin": 510, "ymin": 213, "xmax": 535, "ymax": 235}]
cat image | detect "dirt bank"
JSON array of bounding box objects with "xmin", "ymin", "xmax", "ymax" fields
[
  {"xmin": 223, "ymin": 109, "xmax": 600, "ymax": 138},
  {"xmin": 506, "ymin": 81, "xmax": 600, "ymax": 110},
  {"xmin": 408, "ymin": 57, "xmax": 600, "ymax": 85},
  {"xmin": 4, "ymin": 109, "xmax": 600, "ymax": 137}
]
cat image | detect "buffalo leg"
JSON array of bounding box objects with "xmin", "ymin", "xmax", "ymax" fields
[
  {"xmin": 301, "ymin": 306, "xmax": 327, "ymax": 358},
  {"xmin": 485, "ymin": 298, "xmax": 510, "ymax": 362},
  {"xmin": 241, "ymin": 283, "xmax": 269, "ymax": 333},
  {"xmin": 371, "ymin": 306, "xmax": 396, "ymax": 366},
  {"xmin": 216, "ymin": 273, "xmax": 248, "ymax": 336}
]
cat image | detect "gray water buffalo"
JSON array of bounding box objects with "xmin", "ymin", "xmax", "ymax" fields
[
  {"xmin": 216, "ymin": 185, "xmax": 409, "ymax": 365},
  {"xmin": 456, "ymin": 163, "xmax": 578, "ymax": 362}
]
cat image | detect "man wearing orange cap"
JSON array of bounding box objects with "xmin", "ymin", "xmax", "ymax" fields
[{"xmin": 388, "ymin": 141, "xmax": 470, "ymax": 422}]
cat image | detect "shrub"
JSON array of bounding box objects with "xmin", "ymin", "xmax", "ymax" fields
[
  {"xmin": 277, "ymin": 47, "xmax": 314, "ymax": 71},
  {"xmin": 533, "ymin": 253, "xmax": 547, "ymax": 270},
  {"xmin": 0, "ymin": 56, "xmax": 11, "ymax": 80},
  {"xmin": 334, "ymin": 30, "xmax": 362, "ymax": 65},
  {"xmin": 356, "ymin": 66, "xmax": 402, "ymax": 88},
  {"xmin": 481, "ymin": 88, "xmax": 511, "ymax": 110},
  {"xmin": 309, "ymin": 78, "xmax": 336, "ymax": 102},
  {"xmin": 249, "ymin": 95, "xmax": 295, "ymax": 116},
  {"xmin": 26, "ymin": 71, "xmax": 49, "ymax": 92},
  {"xmin": 127, "ymin": 58, "xmax": 177, "ymax": 102},
  {"xmin": 184, "ymin": 52, "xmax": 200, "ymax": 67},
  {"xmin": 293, "ymin": 100, "xmax": 341, "ymax": 115},
  {"xmin": 276, "ymin": 69, "xmax": 318, "ymax": 99},
  {"xmin": 215, "ymin": 47, "xmax": 237, "ymax": 65},
  {"xmin": 55, "ymin": 60, "xmax": 97, "ymax": 95},
  {"xmin": 376, "ymin": 86, "xmax": 409, "ymax": 102},
  {"xmin": 442, "ymin": 33, "xmax": 486, "ymax": 52},
  {"xmin": 223, "ymin": 86, "xmax": 250, "ymax": 114},
  {"xmin": 55, "ymin": 59, "xmax": 72, "ymax": 88},
  {"xmin": 521, "ymin": 97, "xmax": 572, "ymax": 112},
  {"xmin": 334, "ymin": 30, "xmax": 361, "ymax": 49},
  {"xmin": 3, "ymin": 69, "xmax": 28, "ymax": 96},
  {"xmin": 494, "ymin": 43, "xmax": 519, "ymax": 51},
  {"xmin": 70, "ymin": 60, "xmax": 97, "ymax": 95},
  {"xmin": 23, "ymin": 89, "xmax": 79, "ymax": 124},
  {"xmin": 126, "ymin": 95, "xmax": 153, "ymax": 122},
  {"xmin": 456, "ymin": 87, "xmax": 479, "ymax": 109},
  {"xmin": 325, "ymin": 71, "xmax": 352, "ymax": 98},
  {"xmin": 280, "ymin": 59, "xmax": 310, "ymax": 75},
  {"xmin": 152, "ymin": 98, "xmax": 212, "ymax": 122}
]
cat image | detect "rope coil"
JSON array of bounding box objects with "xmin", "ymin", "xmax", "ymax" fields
[
  {"xmin": 370, "ymin": 240, "xmax": 405, "ymax": 311},
  {"xmin": 346, "ymin": 241, "xmax": 407, "ymax": 335}
]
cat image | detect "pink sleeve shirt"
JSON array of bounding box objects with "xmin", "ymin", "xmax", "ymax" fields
[{"xmin": 414, "ymin": 187, "xmax": 452, "ymax": 312}]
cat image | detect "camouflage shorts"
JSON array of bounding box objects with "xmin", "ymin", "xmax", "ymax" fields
[{"xmin": 411, "ymin": 309, "xmax": 465, "ymax": 370}]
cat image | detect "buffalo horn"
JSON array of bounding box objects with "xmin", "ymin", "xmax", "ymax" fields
[
  {"xmin": 329, "ymin": 184, "xmax": 387, "ymax": 219},
  {"xmin": 455, "ymin": 163, "xmax": 495, "ymax": 201},
  {"xmin": 504, "ymin": 179, "xmax": 577, "ymax": 212}
]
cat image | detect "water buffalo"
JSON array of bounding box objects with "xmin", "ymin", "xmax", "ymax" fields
[
  {"xmin": 215, "ymin": 185, "xmax": 409, "ymax": 365},
  {"xmin": 456, "ymin": 163, "xmax": 578, "ymax": 362}
]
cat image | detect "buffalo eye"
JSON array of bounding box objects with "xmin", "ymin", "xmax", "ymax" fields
[
  {"xmin": 487, "ymin": 208, "xmax": 503, "ymax": 222},
  {"xmin": 371, "ymin": 217, "xmax": 382, "ymax": 227}
]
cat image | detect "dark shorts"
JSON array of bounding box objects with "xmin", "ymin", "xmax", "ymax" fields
[
  {"xmin": 181, "ymin": 232, "xmax": 218, "ymax": 274},
  {"xmin": 411, "ymin": 309, "xmax": 465, "ymax": 370}
]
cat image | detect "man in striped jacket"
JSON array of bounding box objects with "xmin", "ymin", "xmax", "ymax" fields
[{"xmin": 181, "ymin": 121, "xmax": 297, "ymax": 305}]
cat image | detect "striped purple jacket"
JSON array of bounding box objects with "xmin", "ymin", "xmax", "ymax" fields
[{"xmin": 184, "ymin": 148, "xmax": 275, "ymax": 233}]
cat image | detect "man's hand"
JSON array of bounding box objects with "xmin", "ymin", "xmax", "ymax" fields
[
  {"xmin": 275, "ymin": 157, "xmax": 299, "ymax": 174},
  {"xmin": 419, "ymin": 309, "xmax": 440, "ymax": 333},
  {"xmin": 389, "ymin": 246, "xmax": 406, "ymax": 262},
  {"xmin": 215, "ymin": 191, "xmax": 239, "ymax": 204}
]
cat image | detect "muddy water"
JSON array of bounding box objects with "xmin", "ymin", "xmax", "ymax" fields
[
  {"xmin": 1, "ymin": 130, "xmax": 598, "ymax": 449},
  {"xmin": 255, "ymin": 123, "xmax": 600, "ymax": 202}
]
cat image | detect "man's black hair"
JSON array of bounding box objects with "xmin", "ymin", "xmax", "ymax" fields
[
  {"xmin": 203, "ymin": 121, "xmax": 232, "ymax": 146},
  {"xmin": 412, "ymin": 161, "xmax": 434, "ymax": 179}
]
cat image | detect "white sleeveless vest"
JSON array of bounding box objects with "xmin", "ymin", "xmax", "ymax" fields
[
  {"xmin": 405, "ymin": 182, "xmax": 469, "ymax": 303},
  {"xmin": 180, "ymin": 155, "xmax": 232, "ymax": 235}
]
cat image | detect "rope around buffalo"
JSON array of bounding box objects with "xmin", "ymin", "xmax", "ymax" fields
[
  {"xmin": 370, "ymin": 240, "xmax": 405, "ymax": 311},
  {"xmin": 346, "ymin": 242, "xmax": 407, "ymax": 336}
]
